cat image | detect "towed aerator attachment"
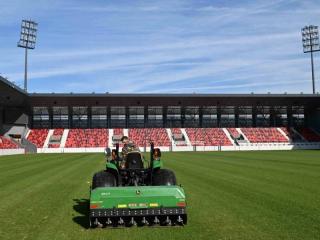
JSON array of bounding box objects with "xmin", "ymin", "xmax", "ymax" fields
[
  {"xmin": 89, "ymin": 142, "xmax": 187, "ymax": 228},
  {"xmin": 89, "ymin": 186, "xmax": 187, "ymax": 227}
]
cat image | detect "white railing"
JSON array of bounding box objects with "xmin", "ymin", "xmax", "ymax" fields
[{"xmin": 1, "ymin": 142, "xmax": 319, "ymax": 156}]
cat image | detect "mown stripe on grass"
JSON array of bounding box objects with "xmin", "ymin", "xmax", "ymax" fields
[
  {"xmin": 0, "ymin": 154, "xmax": 103, "ymax": 240},
  {"xmin": 0, "ymin": 154, "xmax": 100, "ymax": 209}
]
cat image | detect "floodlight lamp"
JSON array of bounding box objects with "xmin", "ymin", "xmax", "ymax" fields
[
  {"xmin": 17, "ymin": 20, "xmax": 38, "ymax": 50},
  {"xmin": 17, "ymin": 19, "xmax": 38, "ymax": 92},
  {"xmin": 301, "ymin": 25, "xmax": 320, "ymax": 94}
]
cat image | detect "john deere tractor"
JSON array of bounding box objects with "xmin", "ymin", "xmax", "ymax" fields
[{"xmin": 89, "ymin": 143, "xmax": 187, "ymax": 228}]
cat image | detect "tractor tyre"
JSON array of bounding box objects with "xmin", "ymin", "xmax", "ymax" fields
[
  {"xmin": 92, "ymin": 171, "xmax": 117, "ymax": 189},
  {"xmin": 152, "ymin": 169, "xmax": 177, "ymax": 186}
]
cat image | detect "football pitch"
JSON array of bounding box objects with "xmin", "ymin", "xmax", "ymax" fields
[{"xmin": 0, "ymin": 150, "xmax": 319, "ymax": 240}]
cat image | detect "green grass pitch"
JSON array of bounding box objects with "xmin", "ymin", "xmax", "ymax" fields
[{"xmin": 0, "ymin": 150, "xmax": 319, "ymax": 240}]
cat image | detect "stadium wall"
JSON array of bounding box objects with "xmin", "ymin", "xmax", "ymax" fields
[
  {"xmin": 0, "ymin": 149, "xmax": 24, "ymax": 156},
  {"xmin": 34, "ymin": 143, "xmax": 320, "ymax": 154}
]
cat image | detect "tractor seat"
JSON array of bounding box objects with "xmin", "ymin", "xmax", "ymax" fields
[{"xmin": 125, "ymin": 152, "xmax": 144, "ymax": 169}]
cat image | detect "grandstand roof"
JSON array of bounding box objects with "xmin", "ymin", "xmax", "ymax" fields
[
  {"xmin": 29, "ymin": 93, "xmax": 320, "ymax": 107},
  {"xmin": 1, "ymin": 76, "xmax": 320, "ymax": 107},
  {"xmin": 0, "ymin": 76, "xmax": 28, "ymax": 107}
]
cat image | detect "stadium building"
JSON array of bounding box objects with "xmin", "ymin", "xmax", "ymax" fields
[{"xmin": 1, "ymin": 75, "xmax": 320, "ymax": 155}]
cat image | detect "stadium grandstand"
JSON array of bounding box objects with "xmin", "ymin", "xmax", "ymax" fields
[{"xmin": 1, "ymin": 75, "xmax": 320, "ymax": 155}]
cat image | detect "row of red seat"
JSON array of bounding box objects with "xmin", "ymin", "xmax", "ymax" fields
[
  {"xmin": 240, "ymin": 128, "xmax": 288, "ymax": 143},
  {"xmin": 0, "ymin": 136, "xmax": 18, "ymax": 149},
  {"xmin": 53, "ymin": 128, "xmax": 64, "ymax": 136},
  {"xmin": 227, "ymin": 128, "xmax": 240, "ymax": 139},
  {"xmin": 23, "ymin": 127, "xmax": 320, "ymax": 149},
  {"xmin": 129, "ymin": 128, "xmax": 170, "ymax": 147},
  {"xmin": 185, "ymin": 128, "xmax": 232, "ymax": 146},
  {"xmin": 27, "ymin": 129, "xmax": 49, "ymax": 148},
  {"xmin": 171, "ymin": 128, "xmax": 182, "ymax": 135},
  {"xmin": 65, "ymin": 129, "xmax": 108, "ymax": 148},
  {"xmin": 128, "ymin": 129, "xmax": 148, "ymax": 146}
]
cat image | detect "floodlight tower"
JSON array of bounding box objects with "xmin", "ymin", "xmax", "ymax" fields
[
  {"xmin": 301, "ymin": 25, "xmax": 320, "ymax": 94},
  {"xmin": 17, "ymin": 19, "xmax": 38, "ymax": 92}
]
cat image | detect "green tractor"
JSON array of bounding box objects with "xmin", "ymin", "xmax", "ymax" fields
[{"xmin": 89, "ymin": 142, "xmax": 187, "ymax": 228}]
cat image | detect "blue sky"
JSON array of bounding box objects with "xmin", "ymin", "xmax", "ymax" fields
[{"xmin": 0, "ymin": 0, "xmax": 320, "ymax": 93}]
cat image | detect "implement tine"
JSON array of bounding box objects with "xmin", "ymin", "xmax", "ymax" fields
[
  {"xmin": 118, "ymin": 217, "xmax": 124, "ymax": 225},
  {"xmin": 177, "ymin": 215, "xmax": 184, "ymax": 225},
  {"xmin": 95, "ymin": 218, "xmax": 103, "ymax": 228},
  {"xmin": 141, "ymin": 216, "xmax": 148, "ymax": 225},
  {"xmin": 154, "ymin": 216, "xmax": 160, "ymax": 224},
  {"xmin": 106, "ymin": 218, "xmax": 112, "ymax": 226},
  {"xmin": 165, "ymin": 216, "xmax": 171, "ymax": 225},
  {"xmin": 129, "ymin": 217, "xmax": 136, "ymax": 226}
]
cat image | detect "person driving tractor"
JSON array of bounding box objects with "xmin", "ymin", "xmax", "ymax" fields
[
  {"xmin": 120, "ymin": 136, "xmax": 140, "ymax": 169},
  {"xmin": 153, "ymin": 148, "xmax": 161, "ymax": 161}
]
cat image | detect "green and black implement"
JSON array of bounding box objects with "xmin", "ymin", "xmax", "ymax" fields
[{"xmin": 89, "ymin": 143, "xmax": 187, "ymax": 228}]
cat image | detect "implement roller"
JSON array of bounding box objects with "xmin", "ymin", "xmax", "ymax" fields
[{"xmin": 89, "ymin": 142, "xmax": 187, "ymax": 228}]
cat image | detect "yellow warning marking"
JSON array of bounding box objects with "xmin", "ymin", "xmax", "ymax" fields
[
  {"xmin": 150, "ymin": 203, "xmax": 159, "ymax": 207},
  {"xmin": 117, "ymin": 204, "xmax": 127, "ymax": 208}
]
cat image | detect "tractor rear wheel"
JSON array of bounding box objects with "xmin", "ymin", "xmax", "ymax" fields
[
  {"xmin": 92, "ymin": 171, "xmax": 117, "ymax": 189},
  {"xmin": 152, "ymin": 169, "xmax": 177, "ymax": 186}
]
